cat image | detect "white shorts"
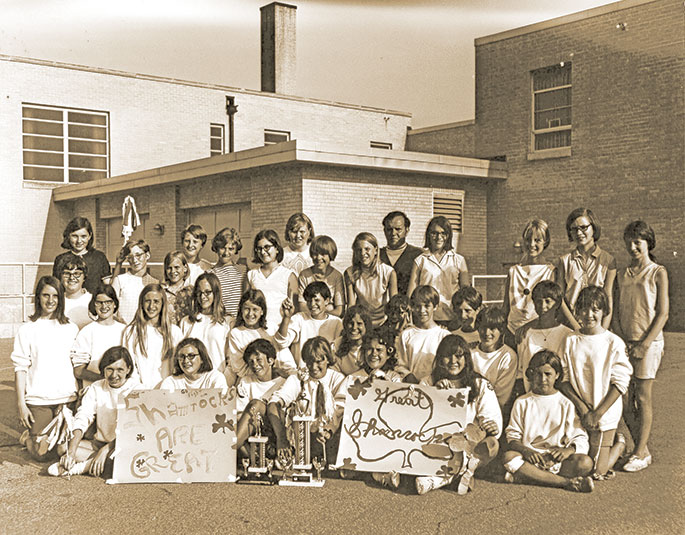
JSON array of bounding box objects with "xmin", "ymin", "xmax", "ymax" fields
[{"xmin": 628, "ymin": 339, "xmax": 664, "ymax": 380}]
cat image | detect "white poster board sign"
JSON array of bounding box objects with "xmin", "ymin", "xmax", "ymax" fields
[
  {"xmin": 110, "ymin": 388, "xmax": 237, "ymax": 483},
  {"xmin": 336, "ymin": 379, "xmax": 476, "ymax": 477}
]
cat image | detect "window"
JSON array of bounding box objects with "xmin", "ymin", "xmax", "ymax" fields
[
  {"xmin": 264, "ymin": 129, "xmax": 290, "ymax": 145},
  {"xmin": 210, "ymin": 124, "xmax": 225, "ymax": 156},
  {"xmin": 531, "ymin": 63, "xmax": 571, "ymax": 152},
  {"xmin": 370, "ymin": 141, "xmax": 392, "ymax": 150},
  {"xmin": 22, "ymin": 104, "xmax": 109, "ymax": 183},
  {"xmin": 433, "ymin": 191, "xmax": 464, "ymax": 234}
]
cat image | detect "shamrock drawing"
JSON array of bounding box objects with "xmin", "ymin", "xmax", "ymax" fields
[
  {"xmin": 163, "ymin": 449, "xmax": 173, "ymax": 460},
  {"xmin": 436, "ymin": 464, "xmax": 455, "ymax": 478},
  {"xmin": 340, "ymin": 457, "xmax": 357, "ymax": 471},
  {"xmin": 348, "ymin": 378, "xmax": 370, "ymax": 401},
  {"xmin": 212, "ymin": 413, "xmax": 235, "ymax": 434},
  {"xmin": 447, "ymin": 392, "xmax": 466, "ymax": 408},
  {"xmin": 135, "ymin": 458, "xmax": 146, "ymax": 469},
  {"xmin": 136, "ymin": 434, "xmax": 145, "ymax": 442}
]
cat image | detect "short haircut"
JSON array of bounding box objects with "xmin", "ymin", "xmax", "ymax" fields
[
  {"xmin": 56, "ymin": 253, "xmax": 88, "ymax": 279},
  {"xmin": 623, "ymin": 220, "xmax": 656, "ymax": 252},
  {"xmin": 531, "ymin": 280, "xmax": 563, "ymax": 307},
  {"xmin": 382, "ymin": 211, "xmax": 411, "ymax": 229},
  {"xmin": 242, "ymin": 338, "xmax": 277, "ymax": 367},
  {"xmin": 99, "ymin": 345, "xmax": 135, "ymax": 378},
  {"xmin": 285, "ymin": 213, "xmax": 315, "ymax": 244},
  {"xmin": 302, "ymin": 336, "xmax": 335, "ymax": 366},
  {"xmin": 252, "ymin": 229, "xmax": 284, "ymax": 264},
  {"xmin": 163, "ymin": 250, "xmax": 189, "ymax": 284},
  {"xmin": 574, "ymin": 285, "xmax": 610, "ymax": 316},
  {"xmin": 61, "ymin": 217, "xmax": 94, "ymax": 250},
  {"xmin": 303, "ymin": 281, "xmax": 331, "ymax": 302},
  {"xmin": 30, "ymin": 275, "xmax": 68, "ymax": 324},
  {"xmin": 212, "ymin": 227, "xmax": 242, "ymax": 253},
  {"xmin": 410, "ymin": 285, "xmax": 440, "ymax": 307},
  {"xmin": 88, "ymin": 283, "xmax": 120, "ymax": 316},
  {"xmin": 475, "ymin": 306, "xmax": 506, "ymax": 331},
  {"xmin": 565, "ymin": 207, "xmax": 601, "ymax": 242},
  {"xmin": 424, "ymin": 216, "xmax": 454, "ymax": 251},
  {"xmin": 522, "ymin": 218, "xmax": 551, "ymax": 250},
  {"xmin": 525, "ymin": 350, "xmax": 563, "ymax": 387},
  {"xmin": 182, "ymin": 224, "xmax": 208, "ymax": 247},
  {"xmin": 309, "ymin": 235, "xmax": 337, "ymax": 261},
  {"xmin": 123, "ymin": 239, "xmax": 150, "ymax": 257},
  {"xmin": 451, "ymin": 285, "xmax": 482, "ymax": 311},
  {"xmin": 172, "ymin": 338, "xmax": 214, "ymax": 376},
  {"xmin": 235, "ymin": 289, "xmax": 268, "ymax": 329}
]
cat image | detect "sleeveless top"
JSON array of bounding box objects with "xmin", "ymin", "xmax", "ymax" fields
[
  {"xmin": 247, "ymin": 265, "xmax": 294, "ymax": 335},
  {"xmin": 618, "ymin": 263, "xmax": 665, "ymax": 342},
  {"xmin": 507, "ymin": 263, "xmax": 555, "ymax": 332},
  {"xmin": 345, "ymin": 263, "xmax": 394, "ymax": 327}
]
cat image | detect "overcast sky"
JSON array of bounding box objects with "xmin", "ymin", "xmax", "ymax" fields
[{"xmin": 1, "ymin": 0, "xmax": 615, "ymax": 127}]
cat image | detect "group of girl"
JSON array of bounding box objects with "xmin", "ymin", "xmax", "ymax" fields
[{"xmin": 12, "ymin": 207, "xmax": 668, "ymax": 493}]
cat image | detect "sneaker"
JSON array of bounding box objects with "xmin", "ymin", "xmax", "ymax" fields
[
  {"xmin": 503, "ymin": 471, "xmax": 515, "ymax": 484},
  {"xmin": 568, "ymin": 476, "xmax": 594, "ymax": 493},
  {"xmin": 622, "ymin": 454, "xmax": 653, "ymax": 472},
  {"xmin": 415, "ymin": 474, "xmax": 453, "ymax": 495},
  {"xmin": 19, "ymin": 430, "xmax": 29, "ymax": 447},
  {"xmin": 456, "ymin": 457, "xmax": 480, "ymax": 495},
  {"xmin": 48, "ymin": 462, "xmax": 65, "ymax": 477},
  {"xmin": 591, "ymin": 469, "xmax": 616, "ymax": 481},
  {"xmin": 372, "ymin": 472, "xmax": 398, "ymax": 487}
]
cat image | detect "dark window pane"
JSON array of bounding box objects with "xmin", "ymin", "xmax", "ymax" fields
[
  {"xmin": 23, "ymin": 135, "xmax": 63, "ymax": 151},
  {"xmin": 535, "ymin": 130, "xmax": 571, "ymax": 150},
  {"xmin": 533, "ymin": 64, "xmax": 571, "ymax": 91},
  {"xmin": 23, "ymin": 150, "xmax": 64, "ymax": 166},
  {"xmin": 24, "ymin": 166, "xmax": 64, "ymax": 182},
  {"xmin": 23, "ymin": 119, "xmax": 63, "ymax": 136},
  {"xmin": 69, "ymin": 154, "xmax": 108, "ymax": 170},
  {"xmin": 68, "ymin": 111, "xmax": 107, "ymax": 125},
  {"xmin": 69, "ymin": 139, "xmax": 107, "ymax": 155},
  {"xmin": 534, "ymin": 108, "xmax": 572, "ymax": 129},
  {"xmin": 69, "ymin": 169, "xmax": 107, "ymax": 183},
  {"xmin": 264, "ymin": 131, "xmax": 289, "ymax": 144},
  {"xmin": 68, "ymin": 124, "xmax": 107, "ymax": 140},
  {"xmin": 23, "ymin": 107, "xmax": 63, "ymax": 121},
  {"xmin": 534, "ymin": 88, "xmax": 571, "ymax": 111},
  {"xmin": 210, "ymin": 125, "xmax": 223, "ymax": 137},
  {"xmin": 210, "ymin": 138, "xmax": 222, "ymax": 151}
]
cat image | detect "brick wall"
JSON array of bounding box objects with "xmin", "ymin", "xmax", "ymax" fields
[{"xmin": 406, "ymin": 121, "xmax": 476, "ymax": 157}]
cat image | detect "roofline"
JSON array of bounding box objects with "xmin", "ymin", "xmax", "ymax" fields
[
  {"xmin": 476, "ymin": 0, "xmax": 657, "ymax": 45},
  {"xmin": 0, "ymin": 53, "xmax": 411, "ymax": 118},
  {"xmin": 407, "ymin": 119, "xmax": 475, "ymax": 135},
  {"xmin": 53, "ymin": 140, "xmax": 507, "ymax": 202}
]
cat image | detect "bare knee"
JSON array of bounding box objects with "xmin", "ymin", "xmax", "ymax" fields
[
  {"xmin": 571, "ymin": 454, "xmax": 594, "ymax": 476},
  {"xmin": 502, "ymin": 450, "xmax": 520, "ymax": 464},
  {"xmin": 245, "ymin": 398, "xmax": 267, "ymax": 414}
]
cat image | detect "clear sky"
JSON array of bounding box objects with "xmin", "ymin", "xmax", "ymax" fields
[{"xmin": 1, "ymin": 0, "xmax": 616, "ymax": 127}]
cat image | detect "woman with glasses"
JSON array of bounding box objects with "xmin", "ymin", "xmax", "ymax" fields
[
  {"xmin": 556, "ymin": 208, "xmax": 616, "ymax": 331},
  {"xmin": 71, "ymin": 284, "xmax": 127, "ymax": 388},
  {"xmin": 53, "ymin": 217, "xmax": 111, "ymax": 295},
  {"xmin": 180, "ymin": 272, "xmax": 230, "ymax": 373},
  {"xmin": 158, "ymin": 338, "xmax": 228, "ymax": 391},
  {"xmin": 56, "ymin": 253, "xmax": 93, "ymax": 329},
  {"xmin": 246, "ymin": 230, "xmax": 298, "ymax": 336},
  {"xmin": 407, "ymin": 216, "xmax": 470, "ymax": 327}
]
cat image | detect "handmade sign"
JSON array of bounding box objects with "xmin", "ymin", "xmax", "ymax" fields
[
  {"xmin": 110, "ymin": 388, "xmax": 237, "ymax": 484},
  {"xmin": 337, "ymin": 379, "xmax": 481, "ymax": 477}
]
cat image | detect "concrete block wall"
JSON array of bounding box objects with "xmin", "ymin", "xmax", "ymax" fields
[
  {"xmin": 474, "ymin": 0, "xmax": 683, "ymax": 329},
  {"xmin": 406, "ymin": 121, "xmax": 476, "ymax": 157},
  {"xmin": 301, "ymin": 166, "xmax": 489, "ymax": 278}
]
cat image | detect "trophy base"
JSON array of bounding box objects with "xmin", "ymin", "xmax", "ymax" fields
[
  {"xmin": 237, "ymin": 472, "xmax": 275, "ymax": 486},
  {"xmin": 279, "ymin": 471, "xmax": 324, "ymax": 487}
]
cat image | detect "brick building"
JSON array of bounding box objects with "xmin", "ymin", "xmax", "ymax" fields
[{"xmin": 407, "ymin": 0, "xmax": 684, "ymax": 330}]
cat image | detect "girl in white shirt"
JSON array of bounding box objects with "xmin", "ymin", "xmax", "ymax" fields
[
  {"xmin": 123, "ymin": 283, "xmax": 183, "ymax": 389},
  {"xmin": 71, "ymin": 284, "xmax": 126, "ymax": 387},
  {"xmin": 12, "ymin": 276, "xmax": 79, "ymax": 461},
  {"xmin": 180, "ymin": 272, "xmax": 230, "ymax": 372},
  {"xmin": 159, "ymin": 338, "xmax": 228, "ymax": 391}
]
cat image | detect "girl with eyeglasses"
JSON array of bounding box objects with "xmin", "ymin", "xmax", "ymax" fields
[
  {"xmin": 71, "ymin": 284, "xmax": 127, "ymax": 388},
  {"xmin": 159, "ymin": 338, "xmax": 228, "ymax": 392},
  {"xmin": 180, "ymin": 272, "xmax": 230, "ymax": 373},
  {"xmin": 56, "ymin": 253, "xmax": 93, "ymax": 329},
  {"xmin": 407, "ymin": 216, "xmax": 470, "ymax": 327},
  {"xmin": 246, "ymin": 229, "xmax": 298, "ymax": 336},
  {"xmin": 556, "ymin": 208, "xmax": 616, "ymax": 331}
]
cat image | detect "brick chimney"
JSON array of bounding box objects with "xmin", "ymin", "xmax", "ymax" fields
[{"xmin": 260, "ymin": 2, "xmax": 297, "ymax": 94}]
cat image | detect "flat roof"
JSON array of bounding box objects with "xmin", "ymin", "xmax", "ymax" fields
[
  {"xmin": 476, "ymin": 0, "xmax": 657, "ymax": 45},
  {"xmin": 0, "ymin": 53, "xmax": 410, "ymax": 118},
  {"xmin": 53, "ymin": 140, "xmax": 507, "ymax": 202}
]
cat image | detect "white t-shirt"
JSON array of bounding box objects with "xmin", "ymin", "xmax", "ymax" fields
[
  {"xmin": 396, "ymin": 324, "xmax": 449, "ymax": 380},
  {"xmin": 471, "ymin": 344, "xmax": 518, "ymax": 406},
  {"xmin": 64, "ymin": 291, "xmax": 93, "ymax": 329},
  {"xmin": 236, "ymin": 373, "xmax": 286, "ymax": 413},
  {"xmin": 274, "ymin": 312, "xmax": 343, "ymax": 367},
  {"xmin": 124, "ymin": 324, "xmax": 183, "ymax": 389},
  {"xmin": 159, "ymin": 370, "xmax": 228, "ymax": 392},
  {"xmin": 180, "ymin": 314, "xmax": 230, "ymax": 372},
  {"xmin": 517, "ymin": 324, "xmax": 572, "ymax": 388},
  {"xmin": 71, "ymin": 320, "xmax": 127, "ymax": 387},
  {"xmin": 226, "ymin": 326, "xmax": 297, "ymax": 379}
]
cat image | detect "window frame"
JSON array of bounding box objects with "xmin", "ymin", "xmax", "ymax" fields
[
  {"xmin": 529, "ymin": 63, "xmax": 572, "ymax": 159},
  {"xmin": 370, "ymin": 141, "xmax": 393, "ymax": 150},
  {"xmin": 210, "ymin": 123, "xmax": 225, "ymax": 156},
  {"xmin": 264, "ymin": 129, "xmax": 291, "ymax": 145},
  {"xmin": 22, "ymin": 103, "xmax": 110, "ymax": 184}
]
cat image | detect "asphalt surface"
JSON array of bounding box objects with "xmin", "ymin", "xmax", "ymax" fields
[{"xmin": 1, "ymin": 335, "xmax": 683, "ymax": 535}]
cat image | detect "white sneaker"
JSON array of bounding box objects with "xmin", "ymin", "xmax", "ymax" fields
[
  {"xmin": 48, "ymin": 462, "xmax": 65, "ymax": 477},
  {"xmin": 623, "ymin": 454, "xmax": 652, "ymax": 472},
  {"xmin": 456, "ymin": 457, "xmax": 480, "ymax": 495},
  {"xmin": 415, "ymin": 474, "xmax": 453, "ymax": 495},
  {"xmin": 372, "ymin": 471, "xmax": 400, "ymax": 489}
]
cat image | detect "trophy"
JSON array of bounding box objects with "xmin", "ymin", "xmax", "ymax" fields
[
  {"xmin": 279, "ymin": 386, "xmax": 325, "ymax": 487},
  {"xmin": 237, "ymin": 407, "xmax": 274, "ymax": 485}
]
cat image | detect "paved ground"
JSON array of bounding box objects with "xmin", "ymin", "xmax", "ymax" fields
[{"xmin": 1, "ymin": 335, "xmax": 683, "ymax": 535}]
